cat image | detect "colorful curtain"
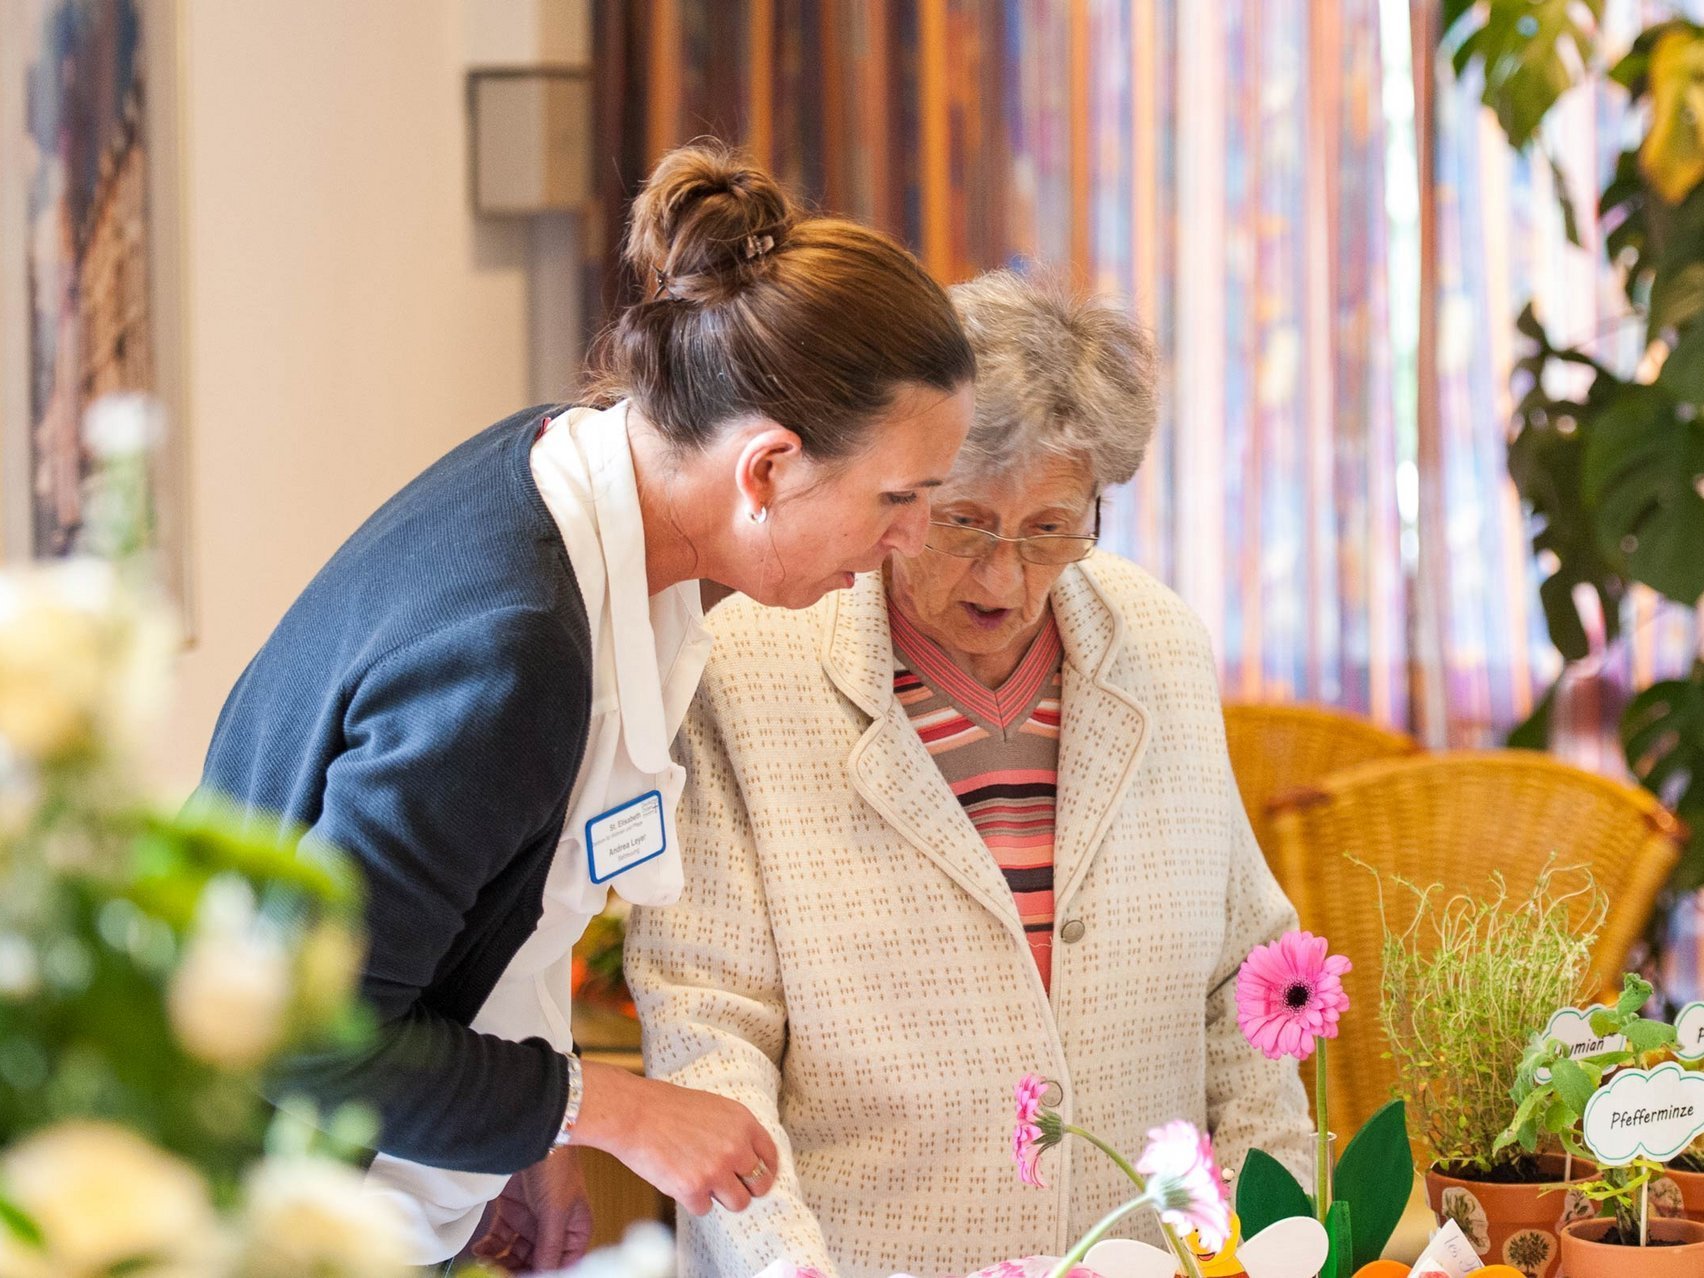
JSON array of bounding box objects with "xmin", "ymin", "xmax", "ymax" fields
[
  {"xmin": 591, "ymin": 0, "xmax": 1410, "ymax": 726},
  {"xmin": 589, "ymin": 0, "xmax": 1704, "ymax": 993}
]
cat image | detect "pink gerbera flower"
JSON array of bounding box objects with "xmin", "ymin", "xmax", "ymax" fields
[
  {"xmin": 1011, "ymin": 1073, "xmax": 1062, "ymax": 1187},
  {"xmin": 1135, "ymin": 1120, "xmax": 1230, "ymax": 1252},
  {"xmin": 1235, "ymin": 930, "xmax": 1351, "ymax": 1061}
]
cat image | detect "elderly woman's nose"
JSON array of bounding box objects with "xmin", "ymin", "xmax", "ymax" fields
[{"xmin": 972, "ymin": 539, "xmax": 1025, "ymax": 589}]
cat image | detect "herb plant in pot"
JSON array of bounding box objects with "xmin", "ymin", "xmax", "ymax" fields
[
  {"xmin": 1376, "ymin": 868, "xmax": 1605, "ymax": 1276},
  {"xmin": 1498, "ymin": 973, "xmax": 1704, "ymax": 1273}
]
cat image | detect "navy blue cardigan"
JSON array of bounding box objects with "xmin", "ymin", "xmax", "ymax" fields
[{"xmin": 200, "ymin": 404, "xmax": 592, "ymax": 1175}]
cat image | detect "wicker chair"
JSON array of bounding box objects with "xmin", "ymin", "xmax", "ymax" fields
[
  {"xmin": 1268, "ymin": 750, "xmax": 1684, "ymax": 1138},
  {"xmin": 1222, "ymin": 703, "xmax": 1419, "ymax": 868}
]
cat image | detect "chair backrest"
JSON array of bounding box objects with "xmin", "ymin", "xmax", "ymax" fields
[
  {"xmin": 1268, "ymin": 750, "xmax": 1683, "ymax": 1139},
  {"xmin": 1222, "ymin": 703, "xmax": 1418, "ymax": 866}
]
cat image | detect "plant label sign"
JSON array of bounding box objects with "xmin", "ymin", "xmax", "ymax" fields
[
  {"xmin": 1533, "ymin": 1003, "xmax": 1625, "ymax": 1082},
  {"xmin": 1581, "ymin": 1061, "xmax": 1704, "ymax": 1166},
  {"xmin": 1408, "ymin": 1220, "xmax": 1481, "ymax": 1278},
  {"xmin": 1676, "ymin": 1001, "xmax": 1704, "ymax": 1062}
]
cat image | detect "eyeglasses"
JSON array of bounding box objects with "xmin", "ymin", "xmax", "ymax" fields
[{"xmin": 924, "ymin": 500, "xmax": 1101, "ymax": 566}]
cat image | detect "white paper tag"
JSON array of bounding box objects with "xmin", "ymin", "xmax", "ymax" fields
[
  {"xmin": 1534, "ymin": 1004, "xmax": 1625, "ymax": 1082},
  {"xmin": 1581, "ymin": 1061, "xmax": 1704, "ymax": 1166},
  {"xmin": 585, "ymin": 790, "xmax": 667, "ymax": 884},
  {"xmin": 1409, "ymin": 1220, "xmax": 1483, "ymax": 1278},
  {"xmin": 1676, "ymin": 1001, "xmax": 1704, "ymax": 1062}
]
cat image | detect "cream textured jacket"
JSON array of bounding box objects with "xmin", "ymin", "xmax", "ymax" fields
[{"xmin": 625, "ymin": 556, "xmax": 1313, "ymax": 1278}]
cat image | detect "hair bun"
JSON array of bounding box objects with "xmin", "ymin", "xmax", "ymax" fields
[{"xmin": 624, "ymin": 142, "xmax": 797, "ymax": 304}]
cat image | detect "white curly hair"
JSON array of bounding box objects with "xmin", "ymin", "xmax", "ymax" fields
[{"xmin": 947, "ymin": 269, "xmax": 1158, "ymax": 490}]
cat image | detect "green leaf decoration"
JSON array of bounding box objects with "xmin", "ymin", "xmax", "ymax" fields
[
  {"xmin": 1235, "ymin": 1147, "xmax": 1312, "ymax": 1239},
  {"xmin": 1550, "ymin": 1057, "xmax": 1596, "ymax": 1117},
  {"xmin": 1323, "ymin": 1198, "xmax": 1354, "ymax": 1278},
  {"xmin": 1334, "ymin": 1099, "xmax": 1415, "ymax": 1271}
]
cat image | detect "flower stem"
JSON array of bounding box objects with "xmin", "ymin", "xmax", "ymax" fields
[
  {"xmin": 1043, "ymin": 1192, "xmax": 1206, "ymax": 1278},
  {"xmin": 1314, "ymin": 1037, "xmax": 1331, "ymax": 1226},
  {"xmin": 1062, "ymin": 1125, "xmax": 1146, "ymax": 1192},
  {"xmin": 1058, "ymin": 1126, "xmax": 1203, "ymax": 1278}
]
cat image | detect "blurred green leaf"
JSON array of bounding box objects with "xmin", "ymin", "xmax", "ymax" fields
[
  {"xmin": 1507, "ymin": 677, "xmax": 1560, "ymax": 750},
  {"xmin": 1445, "ymin": 0, "xmax": 1604, "ymax": 150},
  {"xmin": 1581, "ymin": 384, "xmax": 1704, "ymax": 605},
  {"xmin": 0, "ymin": 1189, "xmax": 43, "ymax": 1247},
  {"xmin": 1638, "ymin": 27, "xmax": 1704, "ymax": 205}
]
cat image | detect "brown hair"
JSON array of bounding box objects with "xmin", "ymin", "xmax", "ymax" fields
[{"xmin": 584, "ymin": 142, "xmax": 974, "ymax": 461}]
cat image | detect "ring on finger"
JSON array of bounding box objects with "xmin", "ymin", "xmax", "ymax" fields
[{"xmin": 738, "ymin": 1158, "xmax": 769, "ymax": 1190}]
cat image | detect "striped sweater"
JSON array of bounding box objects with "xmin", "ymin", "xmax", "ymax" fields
[{"xmin": 889, "ymin": 604, "xmax": 1063, "ymax": 988}]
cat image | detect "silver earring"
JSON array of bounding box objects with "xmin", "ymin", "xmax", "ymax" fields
[{"xmin": 748, "ymin": 505, "xmax": 768, "ymax": 525}]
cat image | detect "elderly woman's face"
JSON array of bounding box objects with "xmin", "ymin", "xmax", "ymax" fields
[{"xmin": 887, "ymin": 454, "xmax": 1096, "ymax": 673}]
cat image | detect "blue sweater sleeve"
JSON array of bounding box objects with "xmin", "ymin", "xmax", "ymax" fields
[{"xmin": 274, "ymin": 607, "xmax": 587, "ymax": 1174}]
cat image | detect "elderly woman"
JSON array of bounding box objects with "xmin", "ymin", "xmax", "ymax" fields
[{"xmin": 625, "ymin": 271, "xmax": 1312, "ymax": 1278}]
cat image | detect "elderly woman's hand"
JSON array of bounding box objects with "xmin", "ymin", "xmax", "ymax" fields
[{"xmin": 574, "ymin": 1060, "xmax": 780, "ymax": 1216}]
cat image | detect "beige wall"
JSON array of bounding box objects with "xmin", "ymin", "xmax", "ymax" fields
[{"xmin": 156, "ymin": 0, "xmax": 536, "ymax": 793}]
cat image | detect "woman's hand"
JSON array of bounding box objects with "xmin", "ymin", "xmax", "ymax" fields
[
  {"xmin": 573, "ymin": 1061, "xmax": 779, "ymax": 1216},
  {"xmin": 470, "ymin": 1144, "xmax": 594, "ymax": 1272}
]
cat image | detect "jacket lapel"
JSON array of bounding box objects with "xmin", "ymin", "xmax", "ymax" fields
[
  {"xmin": 1050, "ymin": 562, "xmax": 1152, "ymax": 911},
  {"xmin": 821, "ymin": 573, "xmax": 1026, "ymax": 939}
]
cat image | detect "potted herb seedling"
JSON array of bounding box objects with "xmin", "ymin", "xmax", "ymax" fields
[
  {"xmin": 1376, "ymin": 867, "xmax": 1605, "ymax": 1276},
  {"xmin": 1498, "ymin": 973, "xmax": 1703, "ymax": 1272}
]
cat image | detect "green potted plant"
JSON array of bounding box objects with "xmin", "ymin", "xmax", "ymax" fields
[
  {"xmin": 1500, "ymin": 981, "xmax": 1704, "ymax": 1270},
  {"xmin": 1497, "ymin": 973, "xmax": 1704, "ymax": 1270},
  {"xmin": 1441, "ymin": 4, "xmax": 1704, "ymax": 907},
  {"xmin": 1376, "ymin": 866, "xmax": 1605, "ymax": 1276}
]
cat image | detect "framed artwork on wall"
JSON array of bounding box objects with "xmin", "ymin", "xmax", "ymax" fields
[{"xmin": 0, "ymin": 0, "xmax": 191, "ymax": 634}]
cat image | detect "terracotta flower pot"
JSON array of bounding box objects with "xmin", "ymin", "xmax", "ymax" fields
[
  {"xmin": 1424, "ymin": 1156, "xmax": 1592, "ymax": 1278},
  {"xmin": 1648, "ymin": 1165, "xmax": 1704, "ymax": 1224},
  {"xmin": 1557, "ymin": 1216, "xmax": 1704, "ymax": 1277}
]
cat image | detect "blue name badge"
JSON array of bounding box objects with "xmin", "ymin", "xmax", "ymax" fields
[{"xmin": 585, "ymin": 790, "xmax": 668, "ymax": 884}]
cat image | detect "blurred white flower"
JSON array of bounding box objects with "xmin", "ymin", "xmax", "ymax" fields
[
  {"xmin": 231, "ymin": 1156, "xmax": 410, "ymax": 1278},
  {"xmin": 0, "ymin": 570, "xmax": 108, "ymax": 763},
  {"xmin": 292, "ymin": 921, "xmax": 363, "ymax": 1026},
  {"xmin": 0, "ymin": 559, "xmax": 175, "ymax": 767},
  {"xmin": 0, "ymin": 1121, "xmax": 220, "ymax": 1278},
  {"xmin": 0, "ymin": 932, "xmax": 40, "ymax": 999},
  {"xmin": 552, "ymin": 1222, "xmax": 675, "ymax": 1278},
  {"xmin": 167, "ymin": 877, "xmax": 292, "ymax": 1070},
  {"xmin": 83, "ymin": 394, "xmax": 164, "ymax": 460}
]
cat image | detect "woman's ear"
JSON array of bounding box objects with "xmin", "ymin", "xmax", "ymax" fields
[{"xmin": 732, "ymin": 424, "xmax": 805, "ymax": 520}]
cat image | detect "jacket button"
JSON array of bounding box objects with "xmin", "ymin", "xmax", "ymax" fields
[
  {"xmin": 1060, "ymin": 919, "xmax": 1086, "ymax": 944},
  {"xmin": 1040, "ymin": 1079, "xmax": 1063, "ymax": 1107}
]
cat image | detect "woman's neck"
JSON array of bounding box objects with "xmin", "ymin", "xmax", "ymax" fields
[{"xmin": 626, "ymin": 409, "xmax": 722, "ymax": 597}]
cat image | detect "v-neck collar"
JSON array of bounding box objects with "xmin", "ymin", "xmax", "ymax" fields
[{"xmin": 888, "ymin": 599, "xmax": 1063, "ymax": 734}]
